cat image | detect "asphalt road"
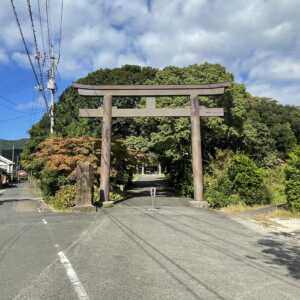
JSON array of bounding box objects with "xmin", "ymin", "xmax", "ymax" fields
[{"xmin": 1, "ymin": 180, "xmax": 300, "ymax": 300}]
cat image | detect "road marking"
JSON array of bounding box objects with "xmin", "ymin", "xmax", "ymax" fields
[
  {"xmin": 42, "ymin": 219, "xmax": 48, "ymax": 225},
  {"xmin": 57, "ymin": 251, "xmax": 90, "ymax": 300}
]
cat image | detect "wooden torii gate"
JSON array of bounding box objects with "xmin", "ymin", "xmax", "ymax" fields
[{"xmin": 73, "ymin": 83, "xmax": 230, "ymax": 207}]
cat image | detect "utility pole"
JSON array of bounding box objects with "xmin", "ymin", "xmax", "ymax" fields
[
  {"xmin": 11, "ymin": 143, "xmax": 15, "ymax": 181},
  {"xmin": 47, "ymin": 46, "xmax": 57, "ymax": 134}
]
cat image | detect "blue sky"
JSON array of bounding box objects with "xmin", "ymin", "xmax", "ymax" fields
[{"xmin": 1, "ymin": 0, "xmax": 300, "ymax": 140}]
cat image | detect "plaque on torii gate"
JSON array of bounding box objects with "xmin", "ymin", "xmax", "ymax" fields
[{"xmin": 73, "ymin": 83, "xmax": 230, "ymax": 207}]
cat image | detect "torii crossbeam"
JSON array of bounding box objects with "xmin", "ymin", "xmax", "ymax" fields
[{"xmin": 73, "ymin": 83, "xmax": 230, "ymax": 207}]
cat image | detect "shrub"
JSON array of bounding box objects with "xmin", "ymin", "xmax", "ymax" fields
[
  {"xmin": 109, "ymin": 192, "xmax": 124, "ymax": 202},
  {"xmin": 40, "ymin": 169, "xmax": 70, "ymax": 196},
  {"xmin": 285, "ymin": 147, "xmax": 300, "ymax": 212},
  {"xmin": 227, "ymin": 155, "xmax": 270, "ymax": 205},
  {"xmin": 264, "ymin": 164, "xmax": 286, "ymax": 205},
  {"xmin": 48, "ymin": 185, "xmax": 77, "ymax": 210},
  {"xmin": 205, "ymin": 151, "xmax": 270, "ymax": 208},
  {"xmin": 22, "ymin": 137, "xmax": 135, "ymax": 199}
]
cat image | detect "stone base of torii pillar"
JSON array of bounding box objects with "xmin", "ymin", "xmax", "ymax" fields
[
  {"xmin": 189, "ymin": 200, "xmax": 209, "ymax": 208},
  {"xmin": 102, "ymin": 201, "xmax": 114, "ymax": 208}
]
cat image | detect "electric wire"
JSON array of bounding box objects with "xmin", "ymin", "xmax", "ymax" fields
[
  {"xmin": 57, "ymin": 0, "xmax": 64, "ymax": 64},
  {"xmin": 10, "ymin": 0, "xmax": 41, "ymax": 91},
  {"xmin": 45, "ymin": 0, "xmax": 52, "ymax": 56},
  {"xmin": 9, "ymin": 0, "xmax": 64, "ymax": 131},
  {"xmin": 0, "ymin": 95, "xmax": 18, "ymax": 107},
  {"xmin": 37, "ymin": 0, "xmax": 46, "ymax": 59},
  {"xmin": 0, "ymin": 101, "xmax": 25, "ymax": 115},
  {"xmin": 0, "ymin": 94, "xmax": 44, "ymax": 116},
  {"xmin": 0, "ymin": 111, "xmax": 41, "ymax": 122},
  {"xmin": 9, "ymin": 0, "xmax": 49, "ymax": 113},
  {"xmin": 26, "ymin": 0, "xmax": 49, "ymax": 111}
]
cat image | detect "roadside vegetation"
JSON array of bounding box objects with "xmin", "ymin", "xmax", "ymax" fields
[
  {"xmin": 21, "ymin": 64, "xmax": 300, "ymax": 212},
  {"xmin": 22, "ymin": 137, "xmax": 135, "ymax": 209}
]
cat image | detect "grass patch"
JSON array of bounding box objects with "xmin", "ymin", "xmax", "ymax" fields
[
  {"xmin": 256, "ymin": 208, "xmax": 300, "ymax": 220},
  {"xmin": 220, "ymin": 203, "xmax": 268, "ymax": 214},
  {"xmin": 254, "ymin": 214, "xmax": 280, "ymax": 227},
  {"xmin": 132, "ymin": 174, "xmax": 141, "ymax": 182},
  {"xmin": 254, "ymin": 208, "xmax": 300, "ymax": 228}
]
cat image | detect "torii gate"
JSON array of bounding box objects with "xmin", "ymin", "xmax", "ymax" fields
[{"xmin": 73, "ymin": 83, "xmax": 230, "ymax": 207}]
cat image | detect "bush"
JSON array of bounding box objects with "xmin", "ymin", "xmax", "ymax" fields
[
  {"xmin": 40, "ymin": 169, "xmax": 69, "ymax": 196},
  {"xmin": 205, "ymin": 151, "xmax": 270, "ymax": 208},
  {"xmin": 227, "ymin": 155, "xmax": 270, "ymax": 205},
  {"xmin": 109, "ymin": 191, "xmax": 124, "ymax": 202},
  {"xmin": 22, "ymin": 137, "xmax": 136, "ymax": 200},
  {"xmin": 264, "ymin": 165, "xmax": 286, "ymax": 205},
  {"xmin": 47, "ymin": 185, "xmax": 77, "ymax": 210},
  {"xmin": 285, "ymin": 147, "xmax": 300, "ymax": 212}
]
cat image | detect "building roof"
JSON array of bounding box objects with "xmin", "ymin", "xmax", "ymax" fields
[{"xmin": 0, "ymin": 155, "xmax": 14, "ymax": 165}]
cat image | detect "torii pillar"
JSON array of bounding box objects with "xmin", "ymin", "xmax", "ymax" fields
[
  {"xmin": 190, "ymin": 93, "xmax": 204, "ymax": 206},
  {"xmin": 100, "ymin": 95, "xmax": 112, "ymax": 205}
]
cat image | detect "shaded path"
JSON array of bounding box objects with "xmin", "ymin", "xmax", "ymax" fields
[{"xmin": 123, "ymin": 174, "xmax": 191, "ymax": 207}]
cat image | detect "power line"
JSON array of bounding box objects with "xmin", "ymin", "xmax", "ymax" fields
[
  {"xmin": 9, "ymin": 0, "xmax": 64, "ymax": 134},
  {"xmin": 9, "ymin": 0, "xmax": 49, "ymax": 113},
  {"xmin": 45, "ymin": 0, "xmax": 52, "ymax": 57},
  {"xmin": 0, "ymin": 94, "xmax": 45, "ymax": 116},
  {"xmin": 0, "ymin": 94, "xmax": 18, "ymax": 107},
  {"xmin": 27, "ymin": 0, "xmax": 39, "ymax": 59},
  {"xmin": 0, "ymin": 111, "xmax": 41, "ymax": 122},
  {"xmin": 57, "ymin": 0, "xmax": 64, "ymax": 64},
  {"xmin": 10, "ymin": 0, "xmax": 40, "ymax": 88},
  {"xmin": 0, "ymin": 101, "xmax": 25, "ymax": 115},
  {"xmin": 26, "ymin": 0, "xmax": 48, "ymax": 108},
  {"xmin": 37, "ymin": 0, "xmax": 46, "ymax": 58}
]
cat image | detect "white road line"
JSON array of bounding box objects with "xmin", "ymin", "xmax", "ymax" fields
[
  {"xmin": 57, "ymin": 251, "xmax": 90, "ymax": 300},
  {"xmin": 42, "ymin": 219, "xmax": 48, "ymax": 225}
]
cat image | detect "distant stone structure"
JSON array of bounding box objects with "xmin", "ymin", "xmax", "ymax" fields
[{"xmin": 75, "ymin": 162, "xmax": 94, "ymax": 207}]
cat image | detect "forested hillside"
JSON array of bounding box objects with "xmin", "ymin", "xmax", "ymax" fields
[
  {"xmin": 22, "ymin": 64, "xmax": 300, "ymax": 210},
  {"xmin": 0, "ymin": 139, "xmax": 28, "ymax": 151},
  {"xmin": 0, "ymin": 138, "xmax": 28, "ymax": 162}
]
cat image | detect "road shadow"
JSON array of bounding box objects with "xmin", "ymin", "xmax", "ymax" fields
[
  {"xmin": 126, "ymin": 176, "xmax": 175, "ymax": 198},
  {"xmin": 257, "ymin": 233, "xmax": 300, "ymax": 279},
  {"xmin": 116, "ymin": 175, "xmax": 191, "ymax": 207},
  {"xmin": 0, "ymin": 199, "xmax": 35, "ymax": 207}
]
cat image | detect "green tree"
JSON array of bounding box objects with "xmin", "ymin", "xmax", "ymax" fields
[
  {"xmin": 271, "ymin": 123, "xmax": 297, "ymax": 156},
  {"xmin": 205, "ymin": 151, "xmax": 270, "ymax": 207},
  {"xmin": 285, "ymin": 146, "xmax": 300, "ymax": 212}
]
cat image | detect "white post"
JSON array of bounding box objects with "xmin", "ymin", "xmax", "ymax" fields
[
  {"xmin": 48, "ymin": 46, "xmax": 57, "ymax": 135},
  {"xmin": 50, "ymin": 89, "xmax": 55, "ymax": 134}
]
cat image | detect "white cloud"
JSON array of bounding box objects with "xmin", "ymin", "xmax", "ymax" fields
[
  {"xmin": 249, "ymin": 58, "xmax": 300, "ymax": 82},
  {"xmin": 1, "ymin": 0, "xmax": 300, "ymax": 105},
  {"xmin": 0, "ymin": 48, "xmax": 8, "ymax": 63},
  {"xmin": 16, "ymin": 96, "xmax": 45, "ymax": 111},
  {"xmin": 248, "ymin": 82, "xmax": 300, "ymax": 106}
]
